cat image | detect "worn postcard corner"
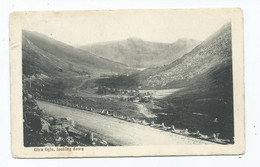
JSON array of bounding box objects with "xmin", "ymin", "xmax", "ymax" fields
[{"xmin": 10, "ymin": 8, "xmax": 244, "ymax": 158}]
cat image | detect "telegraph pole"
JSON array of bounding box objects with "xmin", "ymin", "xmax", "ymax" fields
[{"xmin": 29, "ymin": 76, "xmax": 31, "ymax": 88}]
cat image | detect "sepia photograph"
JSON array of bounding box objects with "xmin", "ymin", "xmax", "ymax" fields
[{"xmin": 10, "ymin": 9, "xmax": 244, "ymax": 158}]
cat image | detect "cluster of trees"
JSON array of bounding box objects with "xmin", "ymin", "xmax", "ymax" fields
[
  {"xmin": 97, "ymin": 86, "xmax": 153, "ymax": 103},
  {"xmin": 97, "ymin": 86, "xmax": 141, "ymax": 95},
  {"xmin": 97, "ymin": 86, "xmax": 125, "ymax": 95}
]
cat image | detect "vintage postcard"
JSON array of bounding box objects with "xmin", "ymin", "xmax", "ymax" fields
[{"xmin": 10, "ymin": 9, "xmax": 244, "ymax": 158}]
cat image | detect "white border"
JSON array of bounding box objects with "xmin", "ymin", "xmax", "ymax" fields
[{"xmin": 1, "ymin": 0, "xmax": 260, "ymax": 166}]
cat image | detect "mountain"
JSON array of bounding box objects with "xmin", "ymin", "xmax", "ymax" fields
[
  {"xmin": 138, "ymin": 22, "xmax": 234, "ymax": 140},
  {"xmin": 137, "ymin": 22, "xmax": 232, "ymax": 88},
  {"xmin": 79, "ymin": 38, "xmax": 200, "ymax": 68},
  {"xmin": 22, "ymin": 30, "xmax": 130, "ymax": 77}
]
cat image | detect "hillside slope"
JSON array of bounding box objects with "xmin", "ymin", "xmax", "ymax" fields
[
  {"xmin": 147, "ymin": 22, "xmax": 234, "ymax": 140},
  {"xmin": 156, "ymin": 60, "xmax": 233, "ymax": 140},
  {"xmin": 80, "ymin": 38, "xmax": 200, "ymax": 68},
  {"xmin": 137, "ymin": 22, "xmax": 232, "ymax": 88},
  {"xmin": 22, "ymin": 30, "xmax": 130, "ymax": 77}
]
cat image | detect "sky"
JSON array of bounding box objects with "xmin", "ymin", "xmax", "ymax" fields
[{"xmin": 22, "ymin": 10, "xmax": 231, "ymax": 46}]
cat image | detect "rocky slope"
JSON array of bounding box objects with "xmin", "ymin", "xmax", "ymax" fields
[
  {"xmin": 137, "ymin": 22, "xmax": 232, "ymax": 88},
  {"xmin": 141, "ymin": 22, "xmax": 234, "ymax": 140},
  {"xmin": 23, "ymin": 87, "xmax": 110, "ymax": 147}
]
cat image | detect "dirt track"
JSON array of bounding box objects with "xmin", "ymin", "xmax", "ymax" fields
[
  {"xmin": 37, "ymin": 100, "xmax": 216, "ymax": 146},
  {"xmin": 135, "ymin": 103, "xmax": 157, "ymax": 118}
]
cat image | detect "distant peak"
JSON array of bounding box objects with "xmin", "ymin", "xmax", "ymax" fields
[
  {"xmin": 173, "ymin": 38, "xmax": 200, "ymax": 46},
  {"xmin": 175, "ymin": 38, "xmax": 197, "ymax": 43},
  {"xmin": 126, "ymin": 37, "xmax": 143, "ymax": 42}
]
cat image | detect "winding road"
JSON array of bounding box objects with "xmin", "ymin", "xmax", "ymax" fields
[
  {"xmin": 37, "ymin": 100, "xmax": 215, "ymax": 146},
  {"xmin": 135, "ymin": 103, "xmax": 157, "ymax": 118}
]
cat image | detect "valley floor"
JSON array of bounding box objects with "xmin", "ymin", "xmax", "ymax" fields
[{"xmin": 24, "ymin": 74, "xmax": 233, "ymax": 145}]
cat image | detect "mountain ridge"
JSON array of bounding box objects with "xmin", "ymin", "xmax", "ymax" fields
[{"xmin": 80, "ymin": 37, "xmax": 200, "ymax": 68}]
